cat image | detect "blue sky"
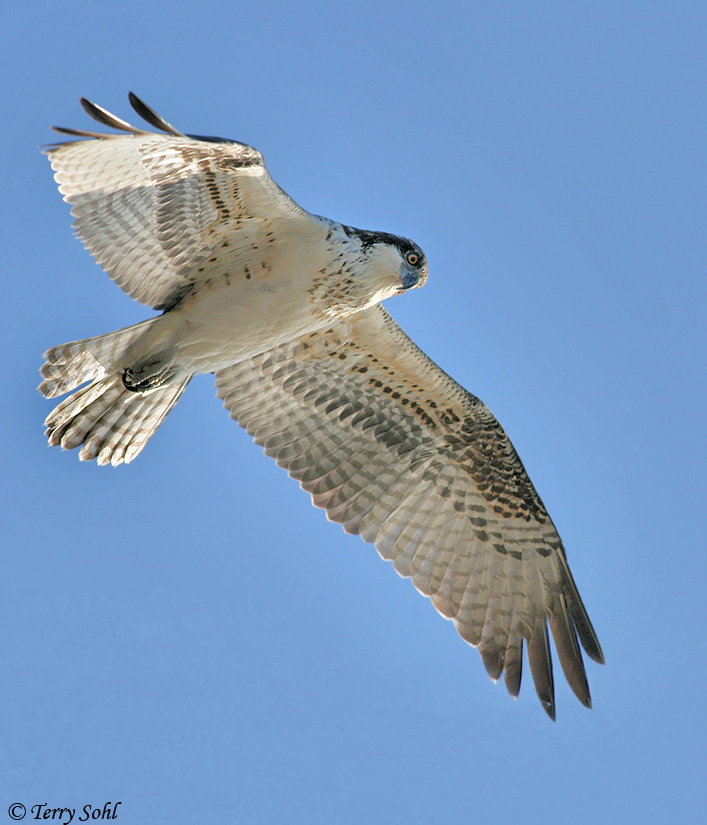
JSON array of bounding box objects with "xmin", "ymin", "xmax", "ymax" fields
[{"xmin": 2, "ymin": 1, "xmax": 705, "ymax": 822}]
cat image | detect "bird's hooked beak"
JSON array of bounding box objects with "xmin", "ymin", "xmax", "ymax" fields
[{"xmin": 399, "ymin": 263, "xmax": 421, "ymax": 291}]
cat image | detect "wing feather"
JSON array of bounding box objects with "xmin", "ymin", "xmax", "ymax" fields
[
  {"xmin": 549, "ymin": 594, "xmax": 592, "ymax": 707},
  {"xmin": 127, "ymin": 92, "xmax": 186, "ymax": 136},
  {"xmin": 215, "ymin": 303, "xmax": 603, "ymax": 717},
  {"xmin": 527, "ymin": 620, "xmax": 556, "ymax": 719},
  {"xmin": 80, "ymin": 96, "xmax": 149, "ymax": 134},
  {"xmin": 503, "ymin": 636, "xmax": 524, "ymax": 698},
  {"xmin": 44, "ymin": 94, "xmax": 306, "ymax": 310}
]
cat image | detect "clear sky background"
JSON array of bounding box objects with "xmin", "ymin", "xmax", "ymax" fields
[{"xmin": 2, "ymin": 2, "xmax": 705, "ymax": 823}]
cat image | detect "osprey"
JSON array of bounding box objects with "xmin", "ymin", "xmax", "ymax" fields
[{"xmin": 40, "ymin": 94, "xmax": 604, "ymax": 718}]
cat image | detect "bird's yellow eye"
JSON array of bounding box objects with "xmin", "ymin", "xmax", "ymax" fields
[{"xmin": 406, "ymin": 252, "xmax": 419, "ymax": 266}]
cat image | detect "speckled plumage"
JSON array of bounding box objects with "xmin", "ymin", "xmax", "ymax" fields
[{"xmin": 39, "ymin": 94, "xmax": 603, "ymax": 718}]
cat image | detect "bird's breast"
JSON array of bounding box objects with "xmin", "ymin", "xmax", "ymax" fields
[{"xmin": 171, "ymin": 261, "xmax": 341, "ymax": 373}]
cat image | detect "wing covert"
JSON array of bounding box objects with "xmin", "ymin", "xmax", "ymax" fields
[{"xmin": 214, "ymin": 303, "xmax": 603, "ymax": 718}]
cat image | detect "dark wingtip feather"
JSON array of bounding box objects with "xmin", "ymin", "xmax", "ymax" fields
[
  {"xmin": 527, "ymin": 622, "xmax": 556, "ymax": 720},
  {"xmin": 128, "ymin": 92, "xmax": 186, "ymax": 137},
  {"xmin": 557, "ymin": 553, "xmax": 605, "ymax": 665},
  {"xmin": 479, "ymin": 644, "xmax": 504, "ymax": 682},
  {"xmin": 503, "ymin": 637, "xmax": 523, "ymax": 698},
  {"xmin": 567, "ymin": 587, "xmax": 605, "ymax": 665},
  {"xmin": 79, "ymin": 97, "xmax": 146, "ymax": 135},
  {"xmin": 573, "ymin": 605, "xmax": 605, "ymax": 665},
  {"xmin": 549, "ymin": 596, "xmax": 593, "ymax": 708},
  {"xmin": 49, "ymin": 126, "xmax": 120, "ymax": 140}
]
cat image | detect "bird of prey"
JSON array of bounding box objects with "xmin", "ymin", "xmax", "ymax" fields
[{"xmin": 39, "ymin": 93, "xmax": 603, "ymax": 718}]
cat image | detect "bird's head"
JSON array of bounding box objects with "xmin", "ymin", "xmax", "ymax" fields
[{"xmin": 342, "ymin": 226, "xmax": 428, "ymax": 303}]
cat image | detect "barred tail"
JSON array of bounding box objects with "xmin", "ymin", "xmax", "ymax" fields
[{"xmin": 39, "ymin": 321, "xmax": 191, "ymax": 466}]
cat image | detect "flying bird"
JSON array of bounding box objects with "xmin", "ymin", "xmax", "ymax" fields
[{"xmin": 40, "ymin": 94, "xmax": 604, "ymax": 718}]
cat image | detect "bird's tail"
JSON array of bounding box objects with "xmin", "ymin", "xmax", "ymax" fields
[{"xmin": 39, "ymin": 319, "xmax": 191, "ymax": 466}]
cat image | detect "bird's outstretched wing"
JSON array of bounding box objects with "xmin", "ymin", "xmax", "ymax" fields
[
  {"xmin": 44, "ymin": 93, "xmax": 306, "ymax": 310},
  {"xmin": 215, "ymin": 303, "xmax": 604, "ymax": 718}
]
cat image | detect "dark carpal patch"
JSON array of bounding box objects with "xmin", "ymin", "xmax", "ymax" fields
[{"xmin": 155, "ymin": 281, "xmax": 196, "ymax": 312}]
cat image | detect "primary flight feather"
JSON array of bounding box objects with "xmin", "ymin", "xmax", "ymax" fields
[{"xmin": 40, "ymin": 93, "xmax": 603, "ymax": 718}]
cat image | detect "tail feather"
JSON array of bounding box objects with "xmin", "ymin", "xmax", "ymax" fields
[
  {"xmin": 89, "ymin": 392, "xmax": 157, "ymax": 465},
  {"xmin": 39, "ymin": 319, "xmax": 155, "ymax": 398},
  {"xmin": 45, "ymin": 373, "xmax": 191, "ymax": 466},
  {"xmin": 40, "ymin": 321, "xmax": 191, "ymax": 466},
  {"xmin": 46, "ymin": 376, "xmax": 126, "ymax": 449}
]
